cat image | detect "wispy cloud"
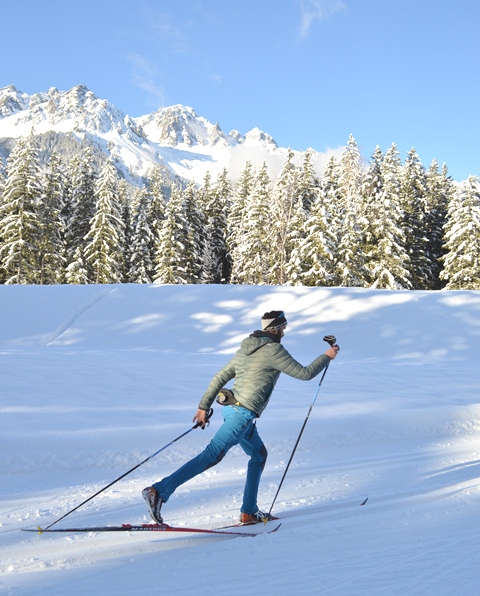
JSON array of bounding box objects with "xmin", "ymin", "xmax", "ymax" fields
[
  {"xmin": 297, "ymin": 0, "xmax": 347, "ymax": 38},
  {"xmin": 145, "ymin": 8, "xmax": 190, "ymax": 54},
  {"xmin": 210, "ymin": 73, "xmax": 222, "ymax": 85},
  {"xmin": 128, "ymin": 52, "xmax": 165, "ymax": 106}
]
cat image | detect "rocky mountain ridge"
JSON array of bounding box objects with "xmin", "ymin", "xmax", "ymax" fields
[{"xmin": 0, "ymin": 84, "xmax": 318, "ymax": 185}]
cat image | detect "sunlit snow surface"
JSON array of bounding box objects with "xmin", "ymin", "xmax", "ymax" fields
[{"xmin": 1, "ymin": 284, "xmax": 479, "ymax": 595}]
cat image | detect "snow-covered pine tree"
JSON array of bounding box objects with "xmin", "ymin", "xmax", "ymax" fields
[
  {"xmin": 297, "ymin": 148, "xmax": 319, "ymax": 214},
  {"xmin": 0, "ymin": 156, "xmax": 4, "ymax": 282},
  {"xmin": 65, "ymin": 247, "xmax": 89, "ymax": 284},
  {"xmin": 400, "ymin": 148, "xmax": 430, "ymax": 289},
  {"xmin": 230, "ymin": 162, "xmax": 272, "ymax": 284},
  {"xmin": 64, "ymin": 146, "xmax": 97, "ymax": 276},
  {"xmin": 0, "ymin": 156, "xmax": 5, "ymax": 202},
  {"xmin": 117, "ymin": 178, "xmax": 133, "ymax": 282},
  {"xmin": 284, "ymin": 150, "xmax": 321, "ymax": 285},
  {"xmin": 183, "ymin": 180, "xmax": 205, "ymax": 284},
  {"xmin": 227, "ymin": 161, "xmax": 255, "ymax": 269},
  {"xmin": 267, "ymin": 149, "xmax": 299, "ymax": 284},
  {"xmin": 0, "ymin": 135, "xmax": 42, "ymax": 284},
  {"xmin": 84, "ymin": 159, "xmax": 124, "ymax": 284},
  {"xmin": 288, "ymin": 155, "xmax": 342, "ymax": 286},
  {"xmin": 146, "ymin": 165, "xmax": 167, "ymax": 239},
  {"xmin": 201, "ymin": 170, "xmax": 229, "ymax": 284},
  {"xmin": 153, "ymin": 182, "xmax": 192, "ymax": 284},
  {"xmin": 336, "ymin": 135, "xmax": 367, "ymax": 287},
  {"xmin": 60, "ymin": 155, "xmax": 78, "ymax": 259},
  {"xmin": 361, "ymin": 146, "xmax": 411, "ymax": 289},
  {"xmin": 38, "ymin": 151, "xmax": 65, "ymax": 284},
  {"xmin": 424, "ymin": 160, "xmax": 453, "ymax": 289},
  {"xmin": 128, "ymin": 186, "xmax": 154, "ymax": 283},
  {"xmin": 213, "ymin": 168, "xmax": 232, "ymax": 282},
  {"xmin": 440, "ymin": 175, "xmax": 480, "ymax": 290}
]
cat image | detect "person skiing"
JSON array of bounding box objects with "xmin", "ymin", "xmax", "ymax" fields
[{"xmin": 142, "ymin": 310, "xmax": 339, "ymax": 525}]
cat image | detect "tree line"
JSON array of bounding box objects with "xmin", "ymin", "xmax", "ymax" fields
[{"xmin": 0, "ymin": 133, "xmax": 479, "ymax": 290}]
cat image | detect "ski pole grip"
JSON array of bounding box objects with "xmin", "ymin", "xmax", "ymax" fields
[
  {"xmin": 194, "ymin": 408, "xmax": 214, "ymax": 429},
  {"xmin": 323, "ymin": 335, "xmax": 338, "ymax": 349}
]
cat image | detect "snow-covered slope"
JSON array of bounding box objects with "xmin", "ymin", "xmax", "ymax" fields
[
  {"xmin": 1, "ymin": 284, "xmax": 480, "ymax": 595},
  {"xmin": 0, "ymin": 85, "xmax": 325, "ymax": 184}
]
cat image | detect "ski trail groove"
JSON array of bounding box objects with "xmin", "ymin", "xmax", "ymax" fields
[{"xmin": 42, "ymin": 287, "xmax": 116, "ymax": 346}]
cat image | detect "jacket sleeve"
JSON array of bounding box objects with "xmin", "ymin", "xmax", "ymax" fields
[
  {"xmin": 269, "ymin": 344, "xmax": 331, "ymax": 380},
  {"xmin": 197, "ymin": 358, "xmax": 236, "ymax": 411}
]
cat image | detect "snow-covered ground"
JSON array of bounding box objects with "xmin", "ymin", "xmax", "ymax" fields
[{"xmin": 1, "ymin": 284, "xmax": 479, "ymax": 595}]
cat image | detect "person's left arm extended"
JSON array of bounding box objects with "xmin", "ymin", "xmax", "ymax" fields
[{"xmin": 270, "ymin": 344, "xmax": 337, "ymax": 380}]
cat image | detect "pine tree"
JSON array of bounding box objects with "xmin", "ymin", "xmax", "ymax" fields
[
  {"xmin": 0, "ymin": 157, "xmax": 5, "ymax": 283},
  {"xmin": 400, "ymin": 148, "xmax": 430, "ymax": 289},
  {"xmin": 286, "ymin": 185, "xmax": 337, "ymax": 286},
  {"xmin": 60, "ymin": 155, "xmax": 78, "ymax": 265},
  {"xmin": 424, "ymin": 160, "xmax": 452, "ymax": 289},
  {"xmin": 37, "ymin": 151, "xmax": 65, "ymax": 284},
  {"xmin": 118, "ymin": 178, "xmax": 133, "ymax": 282},
  {"xmin": 361, "ymin": 146, "xmax": 411, "ymax": 289},
  {"xmin": 288, "ymin": 155, "xmax": 342, "ymax": 286},
  {"xmin": 230, "ymin": 163, "xmax": 272, "ymax": 284},
  {"xmin": 0, "ymin": 156, "xmax": 5, "ymax": 201},
  {"xmin": 146, "ymin": 165, "xmax": 167, "ymax": 241},
  {"xmin": 336, "ymin": 135, "xmax": 367, "ymax": 286},
  {"xmin": 183, "ymin": 180, "xmax": 205, "ymax": 283},
  {"xmin": 227, "ymin": 161, "xmax": 255, "ymax": 269},
  {"xmin": 128, "ymin": 186, "xmax": 154, "ymax": 283},
  {"xmin": 440, "ymin": 176, "xmax": 480, "ymax": 289},
  {"xmin": 64, "ymin": 146, "xmax": 97, "ymax": 274},
  {"xmin": 84, "ymin": 159, "xmax": 124, "ymax": 284},
  {"xmin": 284, "ymin": 150, "xmax": 319, "ymax": 284},
  {"xmin": 0, "ymin": 136, "xmax": 42, "ymax": 284},
  {"xmin": 267, "ymin": 150, "xmax": 299, "ymax": 284},
  {"xmin": 153, "ymin": 182, "xmax": 193, "ymax": 284},
  {"xmin": 65, "ymin": 247, "xmax": 89, "ymax": 284},
  {"xmin": 297, "ymin": 148, "xmax": 319, "ymax": 214},
  {"xmin": 212, "ymin": 168, "xmax": 232, "ymax": 282},
  {"xmin": 201, "ymin": 171, "xmax": 229, "ymax": 283}
]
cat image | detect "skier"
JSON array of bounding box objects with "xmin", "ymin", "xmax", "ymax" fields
[{"xmin": 143, "ymin": 310, "xmax": 339, "ymax": 525}]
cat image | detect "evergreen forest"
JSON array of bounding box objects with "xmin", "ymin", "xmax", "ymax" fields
[{"xmin": 1, "ymin": 133, "xmax": 479, "ymax": 290}]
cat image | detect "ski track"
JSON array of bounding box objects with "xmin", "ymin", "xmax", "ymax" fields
[{"xmin": 42, "ymin": 287, "xmax": 115, "ymax": 346}]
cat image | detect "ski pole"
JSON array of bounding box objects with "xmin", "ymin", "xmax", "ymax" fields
[
  {"xmin": 43, "ymin": 408, "xmax": 214, "ymax": 531},
  {"xmin": 268, "ymin": 336, "xmax": 338, "ymax": 516}
]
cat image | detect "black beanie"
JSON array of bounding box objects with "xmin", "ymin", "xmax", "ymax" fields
[{"xmin": 261, "ymin": 310, "xmax": 287, "ymax": 330}]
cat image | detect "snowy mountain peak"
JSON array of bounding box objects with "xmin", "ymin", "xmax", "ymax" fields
[
  {"xmin": 134, "ymin": 104, "xmax": 234, "ymax": 149},
  {"xmin": 244, "ymin": 127, "xmax": 278, "ymax": 147},
  {"xmin": 0, "ymin": 85, "xmax": 30, "ymax": 118},
  {"xmin": 0, "ymin": 85, "xmax": 319, "ymax": 184}
]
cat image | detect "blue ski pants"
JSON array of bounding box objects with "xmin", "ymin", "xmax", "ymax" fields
[{"xmin": 153, "ymin": 406, "xmax": 268, "ymax": 514}]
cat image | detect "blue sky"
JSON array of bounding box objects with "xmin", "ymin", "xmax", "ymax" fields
[{"xmin": 2, "ymin": 0, "xmax": 479, "ymax": 181}]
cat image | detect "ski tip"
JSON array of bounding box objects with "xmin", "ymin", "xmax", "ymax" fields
[
  {"xmin": 360, "ymin": 497, "xmax": 369, "ymax": 506},
  {"xmin": 21, "ymin": 526, "xmax": 44, "ymax": 534}
]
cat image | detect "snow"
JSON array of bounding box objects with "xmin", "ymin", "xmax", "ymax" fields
[
  {"xmin": 1, "ymin": 284, "xmax": 480, "ymax": 595},
  {"xmin": 0, "ymin": 85, "xmax": 332, "ymax": 185}
]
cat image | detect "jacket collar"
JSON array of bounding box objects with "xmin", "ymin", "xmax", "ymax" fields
[{"xmin": 250, "ymin": 330, "xmax": 281, "ymax": 343}]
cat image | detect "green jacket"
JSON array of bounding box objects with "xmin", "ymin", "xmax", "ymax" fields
[{"xmin": 198, "ymin": 331, "xmax": 331, "ymax": 417}]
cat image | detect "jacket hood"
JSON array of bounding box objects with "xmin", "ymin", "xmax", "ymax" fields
[{"xmin": 238, "ymin": 331, "xmax": 279, "ymax": 356}]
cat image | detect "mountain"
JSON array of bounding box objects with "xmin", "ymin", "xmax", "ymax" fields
[{"xmin": 0, "ymin": 84, "xmax": 327, "ymax": 185}]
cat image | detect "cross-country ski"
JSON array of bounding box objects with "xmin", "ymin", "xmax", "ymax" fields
[{"xmin": 22, "ymin": 522, "xmax": 281, "ymax": 537}]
